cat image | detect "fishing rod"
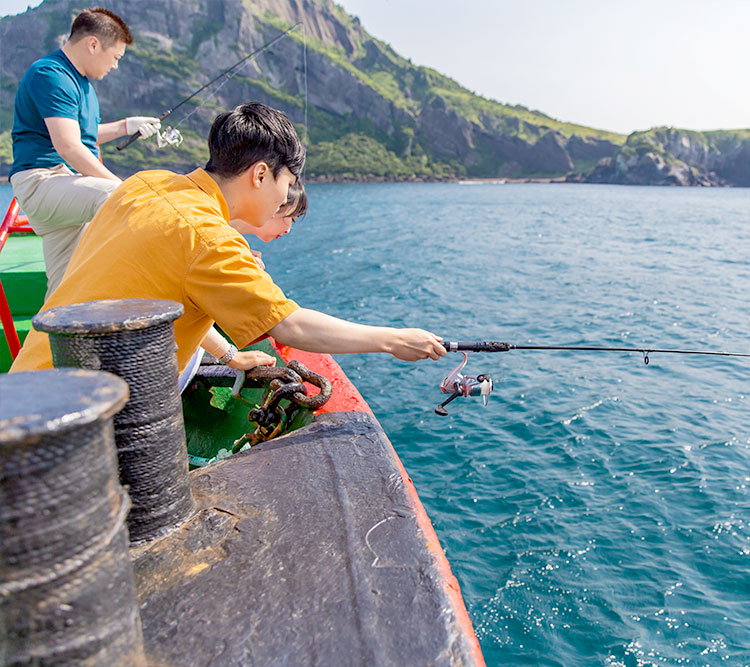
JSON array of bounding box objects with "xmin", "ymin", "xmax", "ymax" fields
[
  {"xmin": 117, "ymin": 22, "xmax": 301, "ymax": 151},
  {"xmin": 442, "ymin": 340, "xmax": 750, "ymax": 361},
  {"xmin": 435, "ymin": 340, "xmax": 750, "ymax": 416}
]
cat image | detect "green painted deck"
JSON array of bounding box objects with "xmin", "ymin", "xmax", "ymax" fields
[{"xmin": 0, "ymin": 233, "xmax": 45, "ymax": 371}]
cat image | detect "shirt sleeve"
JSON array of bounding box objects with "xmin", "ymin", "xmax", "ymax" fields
[
  {"xmin": 29, "ymin": 67, "xmax": 81, "ymax": 120},
  {"xmin": 185, "ymin": 232, "xmax": 299, "ymax": 348}
]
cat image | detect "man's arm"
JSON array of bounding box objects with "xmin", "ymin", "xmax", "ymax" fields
[
  {"xmin": 269, "ymin": 308, "xmax": 446, "ymax": 361},
  {"xmin": 96, "ymin": 119, "xmax": 127, "ymax": 144},
  {"xmin": 97, "ymin": 117, "xmax": 161, "ymax": 145},
  {"xmin": 44, "ymin": 116, "xmax": 120, "ymax": 182}
]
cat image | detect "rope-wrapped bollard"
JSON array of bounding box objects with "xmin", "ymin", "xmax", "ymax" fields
[
  {"xmin": 33, "ymin": 299, "xmax": 195, "ymax": 544},
  {"xmin": 0, "ymin": 369, "xmax": 145, "ymax": 666}
]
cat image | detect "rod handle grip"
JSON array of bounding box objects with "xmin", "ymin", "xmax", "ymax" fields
[
  {"xmin": 116, "ymin": 131, "xmax": 141, "ymax": 151},
  {"xmin": 442, "ymin": 341, "xmax": 512, "ymax": 352}
]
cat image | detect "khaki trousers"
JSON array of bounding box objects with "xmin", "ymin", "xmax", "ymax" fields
[{"xmin": 10, "ymin": 164, "xmax": 119, "ymax": 298}]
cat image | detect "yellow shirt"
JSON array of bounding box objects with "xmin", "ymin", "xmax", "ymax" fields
[{"xmin": 11, "ymin": 168, "xmax": 299, "ymax": 373}]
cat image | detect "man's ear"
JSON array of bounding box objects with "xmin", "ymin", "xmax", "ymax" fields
[
  {"xmin": 249, "ymin": 162, "xmax": 269, "ymax": 189},
  {"xmin": 86, "ymin": 35, "xmax": 100, "ymax": 54}
]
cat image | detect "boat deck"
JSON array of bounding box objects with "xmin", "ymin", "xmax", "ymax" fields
[{"xmin": 133, "ymin": 411, "xmax": 482, "ymax": 665}]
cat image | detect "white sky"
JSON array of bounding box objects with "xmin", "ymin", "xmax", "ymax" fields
[
  {"xmin": 4, "ymin": 0, "xmax": 749, "ymax": 134},
  {"xmin": 2, "ymin": 0, "xmax": 39, "ymax": 14}
]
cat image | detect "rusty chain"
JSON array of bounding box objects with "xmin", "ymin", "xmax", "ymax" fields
[{"xmin": 231, "ymin": 360, "xmax": 332, "ymax": 451}]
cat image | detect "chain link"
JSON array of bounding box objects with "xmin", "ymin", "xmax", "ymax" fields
[{"xmin": 231, "ymin": 361, "xmax": 332, "ymax": 451}]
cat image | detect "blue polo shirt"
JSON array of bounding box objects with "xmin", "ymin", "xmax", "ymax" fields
[{"xmin": 10, "ymin": 49, "xmax": 100, "ymax": 178}]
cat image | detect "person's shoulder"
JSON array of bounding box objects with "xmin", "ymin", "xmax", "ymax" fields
[
  {"xmin": 122, "ymin": 170, "xmax": 232, "ymax": 238},
  {"xmin": 131, "ymin": 170, "xmax": 217, "ymax": 202},
  {"xmin": 115, "ymin": 170, "xmax": 187, "ymax": 203},
  {"xmin": 131, "ymin": 169, "xmax": 182, "ymax": 187},
  {"xmin": 27, "ymin": 50, "xmax": 69, "ymax": 74},
  {"xmin": 23, "ymin": 51, "xmax": 77, "ymax": 87}
]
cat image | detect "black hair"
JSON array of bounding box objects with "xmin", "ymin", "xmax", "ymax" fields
[
  {"xmin": 279, "ymin": 180, "xmax": 308, "ymax": 220},
  {"xmin": 205, "ymin": 103, "xmax": 305, "ymax": 179},
  {"xmin": 69, "ymin": 7, "xmax": 133, "ymax": 46}
]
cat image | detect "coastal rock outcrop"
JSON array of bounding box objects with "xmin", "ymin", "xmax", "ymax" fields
[
  {"xmin": 586, "ymin": 127, "xmax": 750, "ymax": 187},
  {"xmin": 587, "ymin": 152, "xmax": 711, "ymax": 186}
]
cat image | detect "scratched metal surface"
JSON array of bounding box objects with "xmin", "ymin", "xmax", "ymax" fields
[{"xmin": 134, "ymin": 412, "xmax": 479, "ymax": 666}]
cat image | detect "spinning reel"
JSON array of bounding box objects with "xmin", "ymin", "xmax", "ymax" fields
[
  {"xmin": 435, "ymin": 353, "xmax": 493, "ymax": 416},
  {"xmin": 156, "ymin": 126, "xmax": 183, "ymax": 148}
]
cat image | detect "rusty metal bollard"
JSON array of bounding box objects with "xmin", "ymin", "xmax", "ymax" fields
[
  {"xmin": 0, "ymin": 369, "xmax": 145, "ymax": 666},
  {"xmin": 33, "ymin": 298, "xmax": 195, "ymax": 544}
]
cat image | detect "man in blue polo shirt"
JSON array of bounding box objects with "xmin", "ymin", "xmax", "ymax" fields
[{"xmin": 10, "ymin": 7, "xmax": 160, "ymax": 297}]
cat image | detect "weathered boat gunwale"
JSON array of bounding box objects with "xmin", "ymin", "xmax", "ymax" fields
[{"xmin": 135, "ymin": 409, "xmax": 484, "ymax": 665}]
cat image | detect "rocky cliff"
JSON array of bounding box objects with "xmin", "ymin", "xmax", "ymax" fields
[
  {"xmin": 0, "ymin": 0, "xmax": 623, "ymax": 181},
  {"xmin": 585, "ymin": 127, "xmax": 750, "ymax": 187},
  {"xmin": 2, "ymin": 1, "xmax": 749, "ymax": 185}
]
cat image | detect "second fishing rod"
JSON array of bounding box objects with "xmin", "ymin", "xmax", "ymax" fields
[{"xmin": 117, "ymin": 23, "xmax": 301, "ymax": 151}]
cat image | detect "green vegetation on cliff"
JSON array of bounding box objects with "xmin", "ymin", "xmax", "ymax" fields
[
  {"xmin": 0, "ymin": 131, "xmax": 11, "ymax": 165},
  {"xmin": 306, "ymin": 133, "xmax": 460, "ymax": 180},
  {"xmin": 267, "ymin": 11, "xmax": 623, "ymax": 147}
]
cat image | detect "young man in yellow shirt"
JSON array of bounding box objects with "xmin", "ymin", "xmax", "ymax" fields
[{"xmin": 11, "ymin": 103, "xmax": 445, "ymax": 374}]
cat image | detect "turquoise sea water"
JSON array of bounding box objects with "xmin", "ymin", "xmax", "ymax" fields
[{"xmin": 3, "ymin": 182, "xmax": 749, "ymax": 665}]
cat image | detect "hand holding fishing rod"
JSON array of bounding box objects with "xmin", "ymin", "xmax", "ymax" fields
[
  {"xmin": 116, "ymin": 23, "xmax": 301, "ymax": 151},
  {"xmin": 115, "ymin": 116, "xmax": 163, "ymax": 150},
  {"xmin": 435, "ymin": 339, "xmax": 750, "ymax": 416},
  {"xmin": 117, "ymin": 113, "xmax": 169, "ymax": 151}
]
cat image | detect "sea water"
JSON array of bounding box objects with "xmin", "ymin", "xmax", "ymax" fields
[{"xmin": 3, "ymin": 182, "xmax": 749, "ymax": 665}]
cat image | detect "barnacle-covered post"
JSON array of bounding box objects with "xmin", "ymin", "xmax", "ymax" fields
[
  {"xmin": 0, "ymin": 369, "xmax": 145, "ymax": 666},
  {"xmin": 32, "ymin": 299, "xmax": 195, "ymax": 544}
]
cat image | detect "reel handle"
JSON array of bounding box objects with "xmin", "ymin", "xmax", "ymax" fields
[{"xmin": 435, "ymin": 390, "xmax": 461, "ymax": 416}]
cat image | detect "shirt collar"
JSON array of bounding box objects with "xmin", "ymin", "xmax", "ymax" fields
[
  {"xmin": 185, "ymin": 168, "xmax": 230, "ymax": 222},
  {"xmin": 56, "ymin": 48, "xmax": 88, "ymax": 82}
]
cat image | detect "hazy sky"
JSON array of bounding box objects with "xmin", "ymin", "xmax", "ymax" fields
[
  {"xmin": 4, "ymin": 0, "xmax": 749, "ymax": 135},
  {"xmin": 335, "ymin": 0, "xmax": 750, "ymax": 134}
]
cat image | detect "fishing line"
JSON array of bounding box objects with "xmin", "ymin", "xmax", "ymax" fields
[
  {"xmin": 172, "ymin": 28, "xmax": 297, "ymax": 131},
  {"xmin": 117, "ymin": 22, "xmax": 302, "ymax": 151},
  {"xmin": 302, "ymin": 22, "xmax": 309, "ymax": 148},
  {"xmin": 176, "ymin": 23, "xmax": 309, "ymax": 148}
]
